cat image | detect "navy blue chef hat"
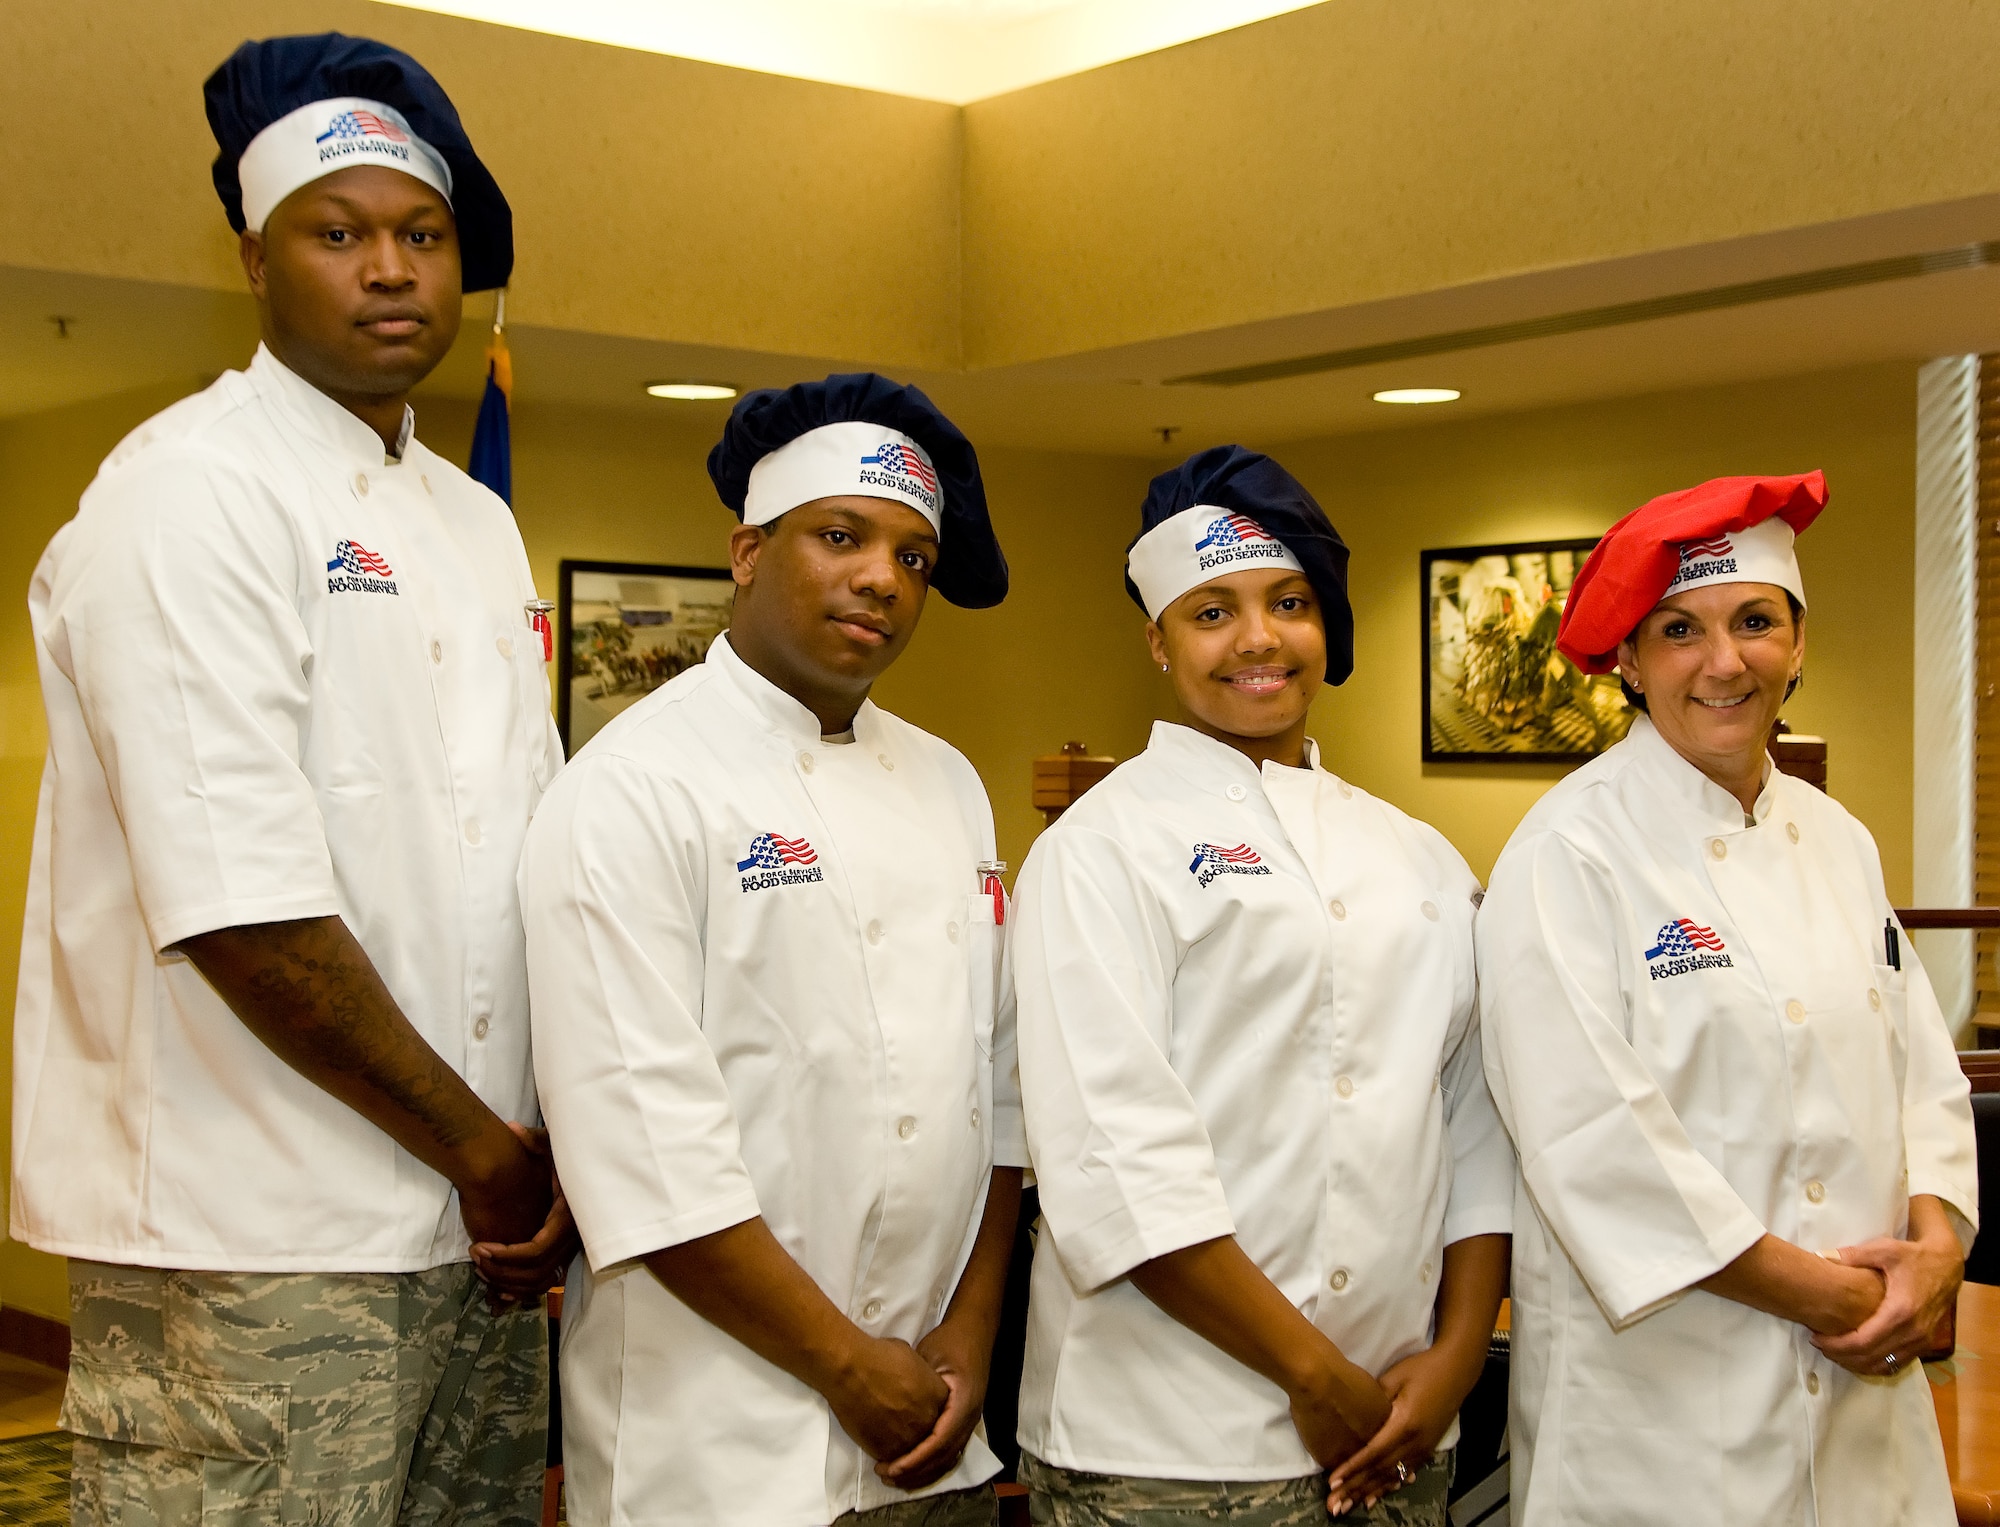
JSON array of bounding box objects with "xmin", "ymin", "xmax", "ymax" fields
[
  {"xmin": 1125, "ymin": 445, "xmax": 1354, "ymax": 684},
  {"xmin": 203, "ymin": 33, "xmax": 514, "ymax": 293},
  {"xmin": 707, "ymin": 373, "xmax": 1008, "ymax": 609}
]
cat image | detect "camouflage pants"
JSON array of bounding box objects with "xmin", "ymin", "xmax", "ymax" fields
[
  {"xmin": 835, "ymin": 1484, "xmax": 1000, "ymax": 1525},
  {"xmin": 62, "ymin": 1260, "xmax": 547, "ymax": 1527},
  {"xmin": 1018, "ymin": 1451, "xmax": 1450, "ymax": 1527}
]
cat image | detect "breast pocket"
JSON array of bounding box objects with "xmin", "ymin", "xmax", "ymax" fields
[
  {"xmin": 1872, "ymin": 961, "xmax": 1910, "ymax": 1098},
  {"xmin": 512, "ymin": 635, "xmax": 558, "ymax": 787},
  {"xmin": 964, "ymin": 890, "xmax": 1001, "ymax": 1058}
]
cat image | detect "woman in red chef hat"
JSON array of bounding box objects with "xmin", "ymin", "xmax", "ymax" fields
[{"xmin": 1476, "ymin": 472, "xmax": 1975, "ymax": 1526}]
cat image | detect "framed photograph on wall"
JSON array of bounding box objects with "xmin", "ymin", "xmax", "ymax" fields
[
  {"xmin": 557, "ymin": 559, "xmax": 734, "ymax": 755},
  {"xmin": 1421, "ymin": 538, "xmax": 1637, "ymax": 763}
]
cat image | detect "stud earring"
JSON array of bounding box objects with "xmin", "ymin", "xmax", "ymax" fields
[{"xmin": 1160, "ymin": 663, "xmax": 1170, "ymax": 673}]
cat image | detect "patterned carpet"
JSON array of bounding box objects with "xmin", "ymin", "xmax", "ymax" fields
[{"xmin": 0, "ymin": 1432, "xmax": 70, "ymax": 1525}]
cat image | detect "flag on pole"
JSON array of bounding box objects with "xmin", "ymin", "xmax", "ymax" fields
[{"xmin": 469, "ymin": 289, "xmax": 513, "ymax": 506}]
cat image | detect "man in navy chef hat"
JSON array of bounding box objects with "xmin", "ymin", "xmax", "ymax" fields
[
  {"xmin": 15, "ymin": 34, "xmax": 569, "ymax": 1527},
  {"xmin": 521, "ymin": 376, "xmax": 1024, "ymax": 1526}
]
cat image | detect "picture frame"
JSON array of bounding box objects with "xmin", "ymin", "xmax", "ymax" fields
[
  {"xmin": 1421, "ymin": 538, "xmax": 1636, "ymax": 763},
  {"xmin": 557, "ymin": 559, "xmax": 735, "ymax": 756}
]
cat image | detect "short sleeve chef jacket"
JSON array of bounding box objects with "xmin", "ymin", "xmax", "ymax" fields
[
  {"xmin": 11, "ymin": 345, "xmax": 559, "ymax": 1272},
  {"xmin": 520, "ymin": 632, "xmax": 1024, "ymax": 1527},
  {"xmin": 1013, "ymin": 721, "xmax": 1513, "ymax": 1480},
  {"xmin": 1477, "ymin": 714, "xmax": 1976, "ymax": 1527}
]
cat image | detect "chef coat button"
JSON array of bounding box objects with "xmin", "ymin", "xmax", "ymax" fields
[
  {"xmin": 798, "ymin": 751, "xmax": 815, "ymax": 773},
  {"xmin": 971, "ymin": 1107, "xmax": 981, "ymax": 1128},
  {"xmin": 897, "ymin": 1116, "xmax": 917, "ymax": 1140},
  {"xmin": 1421, "ymin": 1261, "xmax": 1433, "ymax": 1282},
  {"xmin": 1421, "ymin": 900, "xmax": 1439, "ymax": 921},
  {"xmin": 1806, "ymin": 1179, "xmax": 1826, "ymax": 1204},
  {"xmin": 947, "ymin": 921, "xmax": 960, "ymax": 943},
  {"xmin": 1335, "ymin": 1075, "xmax": 1355, "ymax": 1098},
  {"xmin": 1338, "ymin": 782, "xmax": 1354, "ymax": 798},
  {"xmin": 430, "ymin": 639, "xmax": 443, "ymax": 664},
  {"xmin": 1709, "ymin": 839, "xmax": 1727, "ymax": 860},
  {"xmin": 1806, "ymin": 1371, "xmax": 1821, "ymax": 1395},
  {"xmin": 1786, "ymin": 999, "xmax": 1806, "ymax": 1024},
  {"xmin": 1868, "ymin": 988, "xmax": 1882, "ymax": 1011},
  {"xmin": 496, "ymin": 636, "xmax": 514, "ymax": 659},
  {"xmin": 355, "ymin": 472, "xmax": 370, "ymax": 496},
  {"xmin": 1226, "ymin": 783, "xmax": 1247, "ymax": 802},
  {"xmin": 473, "ymin": 1016, "xmax": 489, "ymax": 1041},
  {"xmin": 421, "ymin": 474, "xmax": 433, "ymax": 495},
  {"xmin": 878, "ymin": 753, "xmax": 895, "ymax": 771},
  {"xmin": 862, "ymin": 1299, "xmax": 883, "ymax": 1321},
  {"xmin": 1329, "ymin": 899, "xmax": 1347, "ymax": 921},
  {"xmin": 1787, "ymin": 822, "xmax": 1800, "ymax": 844},
  {"xmin": 1329, "ymin": 1268, "xmax": 1350, "ymax": 1292},
  {"xmin": 867, "ymin": 920, "xmax": 884, "ymax": 945},
  {"xmin": 464, "ymin": 819, "xmax": 482, "ymax": 846}
]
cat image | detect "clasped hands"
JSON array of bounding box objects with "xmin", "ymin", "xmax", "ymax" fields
[
  {"xmin": 1810, "ymin": 1222, "xmax": 1962, "ymax": 1378},
  {"xmin": 461, "ymin": 1121, "xmax": 581, "ymax": 1308},
  {"xmin": 827, "ymin": 1313, "xmax": 993, "ymax": 1493},
  {"xmin": 1293, "ymin": 1344, "xmax": 1472, "ymax": 1518}
]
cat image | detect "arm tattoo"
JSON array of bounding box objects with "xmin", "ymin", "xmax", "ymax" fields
[{"xmin": 181, "ymin": 916, "xmax": 490, "ymax": 1153}]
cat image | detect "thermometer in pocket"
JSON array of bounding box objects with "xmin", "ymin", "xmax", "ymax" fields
[{"xmin": 977, "ymin": 860, "xmax": 1008, "ymax": 926}]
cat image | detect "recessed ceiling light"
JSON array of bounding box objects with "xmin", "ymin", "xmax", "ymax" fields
[
  {"xmin": 1372, "ymin": 387, "xmax": 1461, "ymax": 405},
  {"xmin": 646, "ymin": 381, "xmax": 738, "ymax": 401}
]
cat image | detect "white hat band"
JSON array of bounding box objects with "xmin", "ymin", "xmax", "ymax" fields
[
  {"xmin": 238, "ymin": 97, "xmax": 452, "ymax": 233},
  {"xmin": 743, "ymin": 421, "xmax": 943, "ymax": 532},
  {"xmin": 1127, "ymin": 504, "xmax": 1305, "ymax": 620},
  {"xmin": 1663, "ymin": 517, "xmax": 1806, "ymax": 608}
]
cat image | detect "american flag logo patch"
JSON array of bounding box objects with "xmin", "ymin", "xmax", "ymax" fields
[
  {"xmin": 861, "ymin": 442, "xmax": 939, "ymax": 494},
  {"xmin": 737, "ymin": 832, "xmax": 826, "ymax": 891},
  {"xmin": 1644, "ymin": 917, "xmax": 1733, "ymax": 978},
  {"xmin": 1189, "ymin": 841, "xmax": 1273, "ymax": 888},
  {"xmin": 315, "ymin": 110, "xmax": 409, "ymax": 144},
  {"xmin": 1194, "ymin": 514, "xmax": 1277, "ymax": 551},
  {"xmin": 327, "ymin": 540, "xmax": 393, "ymax": 577}
]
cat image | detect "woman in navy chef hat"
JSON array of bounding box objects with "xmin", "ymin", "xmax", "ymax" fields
[{"xmin": 1008, "ymin": 446, "xmax": 1513, "ymax": 1525}]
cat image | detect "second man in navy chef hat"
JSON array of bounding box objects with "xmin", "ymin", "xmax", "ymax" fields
[
  {"xmin": 1010, "ymin": 447, "xmax": 1514, "ymax": 1526},
  {"xmin": 522, "ymin": 375, "xmax": 1023, "ymax": 1527}
]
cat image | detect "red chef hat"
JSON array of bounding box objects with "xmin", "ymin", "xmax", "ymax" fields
[{"xmin": 1556, "ymin": 471, "xmax": 1827, "ymax": 674}]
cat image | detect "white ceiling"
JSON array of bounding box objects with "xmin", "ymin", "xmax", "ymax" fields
[{"xmin": 367, "ymin": 0, "xmax": 1325, "ymax": 102}]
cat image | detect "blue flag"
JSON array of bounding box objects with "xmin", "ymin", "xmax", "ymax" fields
[{"xmin": 469, "ymin": 320, "xmax": 512, "ymax": 507}]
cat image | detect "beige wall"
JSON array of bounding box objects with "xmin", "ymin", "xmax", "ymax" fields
[
  {"xmin": 1291, "ymin": 361, "xmax": 1920, "ymax": 890},
  {"xmin": 1, "ymin": 0, "xmax": 963, "ymax": 368},
  {"xmin": 0, "ymin": 355, "xmax": 1922, "ymax": 1322},
  {"xmin": 13, "ymin": 1, "xmax": 2000, "ymax": 371}
]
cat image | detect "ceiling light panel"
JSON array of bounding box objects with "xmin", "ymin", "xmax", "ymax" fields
[{"xmin": 374, "ymin": 0, "xmax": 1325, "ymax": 103}]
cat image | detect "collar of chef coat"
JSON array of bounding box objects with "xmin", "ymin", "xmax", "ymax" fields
[
  {"xmin": 250, "ymin": 343, "xmax": 416, "ymax": 465},
  {"xmin": 1621, "ymin": 712, "xmax": 1776, "ymax": 831},
  {"xmin": 703, "ymin": 628, "xmax": 881, "ymax": 748},
  {"xmin": 1144, "ymin": 718, "xmax": 1325, "ymax": 797}
]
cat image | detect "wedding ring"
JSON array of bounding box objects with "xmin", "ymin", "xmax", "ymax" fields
[
  {"xmin": 1885, "ymin": 1352, "xmax": 1900, "ymax": 1371},
  {"xmin": 1394, "ymin": 1461, "xmax": 1413, "ymax": 1485}
]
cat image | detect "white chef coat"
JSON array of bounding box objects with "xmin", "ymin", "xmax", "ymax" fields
[
  {"xmin": 520, "ymin": 632, "xmax": 1026, "ymax": 1527},
  {"xmin": 12, "ymin": 344, "xmax": 558, "ymax": 1272},
  {"xmin": 1013, "ymin": 721, "xmax": 1514, "ymax": 1480},
  {"xmin": 1477, "ymin": 713, "xmax": 1977, "ymax": 1527}
]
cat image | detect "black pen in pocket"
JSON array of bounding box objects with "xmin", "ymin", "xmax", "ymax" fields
[{"xmin": 1884, "ymin": 918, "xmax": 1901, "ymax": 971}]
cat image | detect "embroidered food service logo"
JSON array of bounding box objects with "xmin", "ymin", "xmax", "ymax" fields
[
  {"xmin": 313, "ymin": 108, "xmax": 417, "ymax": 171},
  {"xmin": 326, "ymin": 540, "xmax": 398, "ymax": 596},
  {"xmin": 1188, "ymin": 842, "xmax": 1271, "ymax": 889},
  {"xmin": 1192, "ymin": 513, "xmax": 1281, "ymax": 573},
  {"xmin": 1668, "ymin": 534, "xmax": 1736, "ymax": 590},
  {"xmin": 1644, "ymin": 917, "xmax": 1732, "ymax": 980},
  {"xmin": 858, "ymin": 440, "xmax": 940, "ymax": 515},
  {"xmin": 736, "ymin": 832, "xmax": 824, "ymax": 893}
]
